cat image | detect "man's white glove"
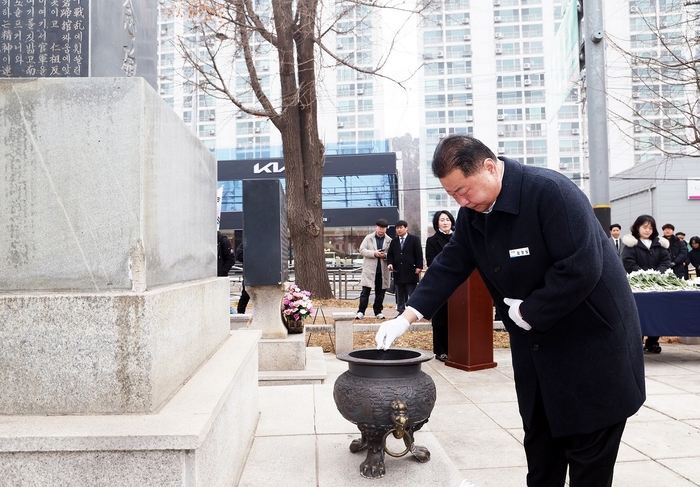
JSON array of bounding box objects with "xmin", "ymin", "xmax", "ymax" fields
[
  {"xmin": 503, "ymin": 298, "xmax": 532, "ymax": 331},
  {"xmin": 375, "ymin": 316, "xmax": 411, "ymax": 349}
]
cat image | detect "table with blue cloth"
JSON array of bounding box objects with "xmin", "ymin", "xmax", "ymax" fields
[{"xmin": 633, "ymin": 291, "xmax": 700, "ymax": 336}]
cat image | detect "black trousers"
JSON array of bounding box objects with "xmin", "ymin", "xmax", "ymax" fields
[
  {"xmin": 237, "ymin": 281, "xmax": 250, "ymax": 314},
  {"xmin": 358, "ymin": 269, "xmax": 385, "ymax": 316},
  {"xmin": 394, "ymin": 282, "xmax": 417, "ymax": 313},
  {"xmin": 431, "ymin": 303, "xmax": 449, "ymax": 356},
  {"xmin": 524, "ymin": 386, "xmax": 626, "ymax": 487}
]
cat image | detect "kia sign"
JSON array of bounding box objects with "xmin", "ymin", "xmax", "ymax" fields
[{"xmin": 253, "ymin": 161, "xmax": 285, "ymax": 174}]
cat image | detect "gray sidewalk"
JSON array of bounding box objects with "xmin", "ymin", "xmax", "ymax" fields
[{"xmin": 238, "ymin": 343, "xmax": 700, "ymax": 486}]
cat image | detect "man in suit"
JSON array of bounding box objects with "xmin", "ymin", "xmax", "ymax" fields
[
  {"xmin": 376, "ymin": 135, "xmax": 645, "ymax": 487},
  {"xmin": 387, "ymin": 220, "xmax": 423, "ymax": 313},
  {"xmin": 609, "ymin": 223, "xmax": 623, "ymax": 258}
]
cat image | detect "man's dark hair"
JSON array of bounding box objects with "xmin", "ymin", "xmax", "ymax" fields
[
  {"xmin": 662, "ymin": 223, "xmax": 675, "ymax": 231},
  {"xmin": 630, "ymin": 215, "xmax": 659, "ymax": 240},
  {"xmin": 395, "ymin": 220, "xmax": 408, "ymax": 228},
  {"xmin": 676, "ymin": 232, "xmax": 685, "ymax": 237},
  {"xmin": 432, "ymin": 134, "xmax": 498, "ymax": 178},
  {"xmin": 375, "ymin": 218, "xmax": 389, "ymax": 228},
  {"xmin": 610, "ymin": 223, "xmax": 621, "ymax": 231}
]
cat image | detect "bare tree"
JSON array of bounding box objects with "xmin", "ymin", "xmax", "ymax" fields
[
  {"xmin": 605, "ymin": 2, "xmax": 700, "ymax": 158},
  {"xmin": 162, "ymin": 0, "xmax": 431, "ymax": 298}
]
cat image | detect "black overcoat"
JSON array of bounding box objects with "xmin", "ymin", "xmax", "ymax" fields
[
  {"xmin": 621, "ymin": 235, "xmax": 671, "ymax": 274},
  {"xmin": 387, "ymin": 233, "xmax": 423, "ymax": 284},
  {"xmin": 408, "ymin": 157, "xmax": 646, "ymax": 437}
]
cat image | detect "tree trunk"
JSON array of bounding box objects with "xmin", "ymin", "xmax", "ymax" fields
[{"xmin": 271, "ymin": 0, "xmax": 332, "ymax": 299}]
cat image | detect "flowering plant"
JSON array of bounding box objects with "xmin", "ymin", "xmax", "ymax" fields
[
  {"xmin": 627, "ymin": 269, "xmax": 700, "ymax": 292},
  {"xmin": 282, "ymin": 285, "xmax": 314, "ymax": 321}
]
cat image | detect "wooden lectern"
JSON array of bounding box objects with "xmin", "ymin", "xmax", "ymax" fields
[{"xmin": 445, "ymin": 273, "xmax": 497, "ymax": 371}]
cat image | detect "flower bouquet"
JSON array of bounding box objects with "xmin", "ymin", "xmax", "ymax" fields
[
  {"xmin": 627, "ymin": 269, "xmax": 700, "ymax": 292},
  {"xmin": 281, "ymin": 284, "xmax": 314, "ymax": 333}
]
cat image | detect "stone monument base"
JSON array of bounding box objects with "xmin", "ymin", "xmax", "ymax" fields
[
  {"xmin": 0, "ymin": 278, "xmax": 230, "ymax": 415},
  {"xmin": 258, "ymin": 332, "xmax": 307, "ymax": 371},
  {"xmin": 0, "ymin": 330, "xmax": 260, "ymax": 487}
]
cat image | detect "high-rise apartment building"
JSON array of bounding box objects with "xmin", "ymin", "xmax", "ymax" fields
[
  {"xmin": 605, "ymin": 0, "xmax": 700, "ymax": 172},
  {"xmin": 417, "ymin": 0, "xmax": 585, "ymax": 237}
]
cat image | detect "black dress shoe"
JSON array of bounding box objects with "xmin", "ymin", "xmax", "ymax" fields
[{"xmin": 644, "ymin": 343, "xmax": 662, "ymax": 354}]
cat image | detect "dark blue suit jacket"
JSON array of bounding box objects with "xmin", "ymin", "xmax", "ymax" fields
[{"xmin": 408, "ymin": 157, "xmax": 645, "ymax": 437}]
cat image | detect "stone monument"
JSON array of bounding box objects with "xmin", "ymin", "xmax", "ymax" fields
[
  {"xmin": 1, "ymin": 0, "xmax": 157, "ymax": 89},
  {"xmin": 0, "ymin": 77, "xmax": 259, "ymax": 485}
]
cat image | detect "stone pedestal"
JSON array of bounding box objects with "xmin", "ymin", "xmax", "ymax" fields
[
  {"xmin": 247, "ymin": 285, "xmax": 307, "ymax": 372},
  {"xmin": 247, "ymin": 285, "xmax": 288, "ymax": 338},
  {"xmin": 333, "ymin": 312, "xmax": 356, "ymax": 355}
]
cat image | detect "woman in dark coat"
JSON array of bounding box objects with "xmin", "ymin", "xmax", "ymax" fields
[
  {"xmin": 425, "ymin": 210, "xmax": 455, "ymax": 361},
  {"xmin": 688, "ymin": 236, "xmax": 700, "ymax": 279},
  {"xmin": 621, "ymin": 214, "xmax": 671, "ymax": 353}
]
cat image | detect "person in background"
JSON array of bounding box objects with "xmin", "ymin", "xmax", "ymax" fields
[
  {"xmin": 235, "ymin": 242, "xmax": 250, "ymax": 314},
  {"xmin": 688, "ymin": 236, "xmax": 700, "ymax": 280},
  {"xmin": 217, "ymin": 231, "xmax": 235, "ymax": 277},
  {"xmin": 217, "ymin": 232, "xmax": 236, "ymax": 314},
  {"xmin": 377, "ymin": 135, "xmax": 645, "ymax": 487},
  {"xmin": 355, "ymin": 219, "xmax": 392, "ymax": 320},
  {"xmin": 662, "ymin": 224, "xmax": 688, "ymax": 279},
  {"xmin": 676, "ymin": 232, "xmax": 691, "ymax": 252},
  {"xmin": 425, "ymin": 210, "xmax": 455, "ymax": 362},
  {"xmin": 622, "ymin": 215, "xmax": 672, "ymax": 354},
  {"xmin": 387, "ymin": 220, "xmax": 423, "ymax": 314},
  {"xmin": 609, "ymin": 223, "xmax": 623, "ymax": 258}
]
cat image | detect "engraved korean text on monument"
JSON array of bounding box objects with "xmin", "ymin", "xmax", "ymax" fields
[{"xmin": 1, "ymin": 0, "xmax": 89, "ymax": 78}]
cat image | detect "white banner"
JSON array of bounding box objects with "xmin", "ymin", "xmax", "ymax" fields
[{"xmin": 216, "ymin": 185, "xmax": 224, "ymax": 230}]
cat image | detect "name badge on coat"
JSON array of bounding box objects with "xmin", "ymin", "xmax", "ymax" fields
[{"xmin": 509, "ymin": 247, "xmax": 530, "ymax": 258}]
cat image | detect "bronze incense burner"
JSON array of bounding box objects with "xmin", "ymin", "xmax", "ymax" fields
[{"xmin": 333, "ymin": 348, "xmax": 437, "ymax": 479}]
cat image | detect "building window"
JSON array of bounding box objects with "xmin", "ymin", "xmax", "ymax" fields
[
  {"xmin": 559, "ymin": 139, "xmax": 580, "ymax": 153},
  {"xmin": 425, "ymin": 95, "xmax": 446, "ymax": 108},
  {"xmin": 425, "ymin": 79, "xmax": 445, "ymax": 92},
  {"xmin": 426, "ymin": 111, "xmax": 446, "ymax": 124},
  {"xmin": 526, "ymin": 107, "xmax": 546, "ymax": 120},
  {"xmin": 521, "ymin": 7, "xmax": 542, "ymax": 21},
  {"xmin": 447, "ymin": 61, "xmax": 471, "ymax": 74},
  {"xmin": 497, "ymin": 91, "xmax": 523, "ymax": 105},
  {"xmin": 526, "ymin": 140, "xmax": 547, "ymax": 154},
  {"xmin": 521, "ymin": 24, "xmax": 543, "ymax": 38},
  {"xmin": 496, "ymin": 59, "xmax": 521, "ymax": 72},
  {"xmin": 322, "ymin": 175, "xmax": 398, "ymax": 208},
  {"xmin": 525, "ymin": 157, "xmax": 547, "ymax": 167}
]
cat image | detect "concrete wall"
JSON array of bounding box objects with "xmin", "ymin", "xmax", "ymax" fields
[{"xmin": 0, "ymin": 78, "xmax": 217, "ymax": 292}]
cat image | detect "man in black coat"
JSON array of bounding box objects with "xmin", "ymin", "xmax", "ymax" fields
[
  {"xmin": 386, "ymin": 220, "xmax": 423, "ymax": 313},
  {"xmin": 217, "ymin": 231, "xmax": 235, "ymax": 277},
  {"xmin": 376, "ymin": 135, "xmax": 645, "ymax": 487},
  {"xmin": 662, "ymin": 223, "xmax": 688, "ymax": 279}
]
